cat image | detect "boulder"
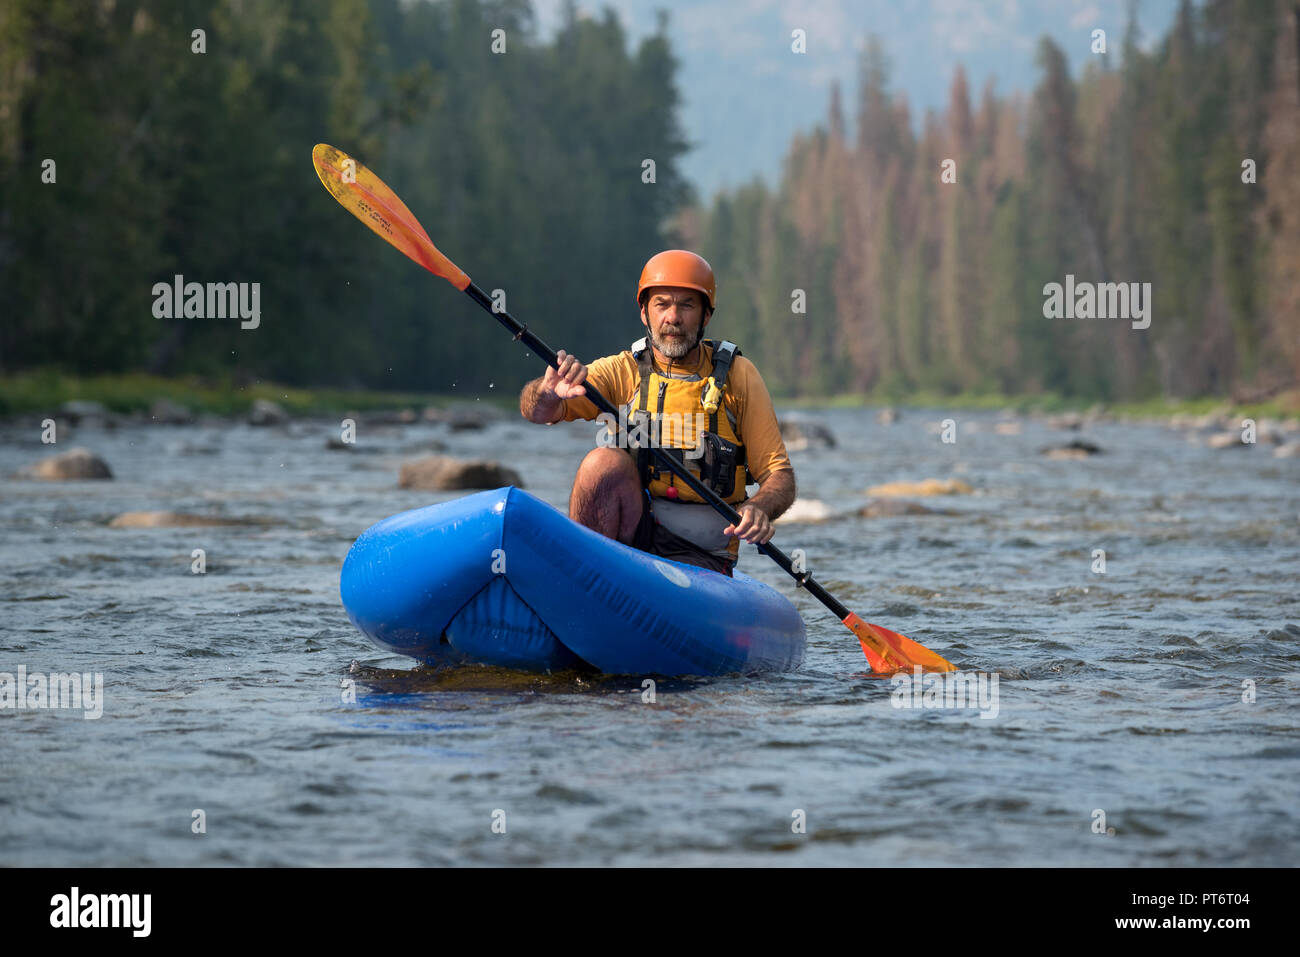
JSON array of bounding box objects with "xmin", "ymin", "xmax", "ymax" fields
[
  {"xmin": 445, "ymin": 406, "xmax": 505, "ymax": 431},
  {"xmin": 24, "ymin": 447, "xmax": 112, "ymax": 480},
  {"xmin": 363, "ymin": 408, "xmax": 418, "ymax": 426},
  {"xmin": 443, "ymin": 404, "xmax": 505, "ymax": 431},
  {"xmin": 1045, "ymin": 412, "xmax": 1084, "ymax": 430},
  {"xmin": 148, "ymin": 398, "xmax": 194, "ymax": 425},
  {"xmin": 994, "ymin": 421, "xmax": 1022, "ymax": 435},
  {"xmin": 399, "ymin": 455, "xmax": 523, "ymax": 491},
  {"xmin": 108, "ymin": 511, "xmax": 251, "ymax": 528},
  {"xmin": 58, "ymin": 400, "xmax": 109, "ymax": 424},
  {"xmin": 876, "ymin": 407, "xmax": 900, "ymax": 425},
  {"xmin": 778, "ymin": 419, "xmax": 837, "ymax": 451},
  {"xmin": 1255, "ymin": 420, "xmax": 1286, "ymax": 445},
  {"xmin": 1041, "ymin": 439, "xmax": 1102, "ymax": 459},
  {"xmin": 866, "ymin": 478, "xmax": 972, "ymax": 497},
  {"xmin": 1273, "ymin": 442, "xmax": 1300, "ymax": 459},
  {"xmin": 248, "ymin": 398, "xmax": 288, "ymax": 426},
  {"xmin": 1206, "ymin": 431, "xmax": 1250, "ymax": 449},
  {"xmin": 857, "ymin": 499, "xmax": 945, "ymax": 517}
]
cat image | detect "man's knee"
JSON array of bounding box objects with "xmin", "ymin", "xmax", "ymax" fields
[{"xmin": 575, "ymin": 446, "xmax": 638, "ymax": 490}]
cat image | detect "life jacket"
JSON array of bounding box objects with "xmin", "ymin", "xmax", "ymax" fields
[{"xmin": 622, "ymin": 337, "xmax": 748, "ymax": 506}]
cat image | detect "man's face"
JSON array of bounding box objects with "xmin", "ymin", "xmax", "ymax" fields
[{"xmin": 641, "ymin": 286, "xmax": 708, "ymax": 359}]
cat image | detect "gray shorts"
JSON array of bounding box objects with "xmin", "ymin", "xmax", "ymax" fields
[{"xmin": 630, "ymin": 492, "xmax": 736, "ymax": 577}]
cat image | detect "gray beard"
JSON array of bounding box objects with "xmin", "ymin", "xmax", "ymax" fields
[{"xmin": 648, "ymin": 325, "xmax": 701, "ymax": 359}]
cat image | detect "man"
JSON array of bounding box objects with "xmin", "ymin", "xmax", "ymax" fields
[{"xmin": 519, "ymin": 249, "xmax": 796, "ymax": 576}]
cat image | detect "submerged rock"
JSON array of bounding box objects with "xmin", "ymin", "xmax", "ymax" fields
[
  {"xmin": 399, "ymin": 455, "xmax": 523, "ymax": 490},
  {"xmin": 866, "ymin": 478, "xmax": 973, "ymax": 497},
  {"xmin": 24, "ymin": 447, "xmax": 113, "ymax": 480}
]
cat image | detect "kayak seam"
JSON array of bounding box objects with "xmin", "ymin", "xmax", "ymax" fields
[{"xmin": 442, "ymin": 569, "xmax": 596, "ymax": 671}]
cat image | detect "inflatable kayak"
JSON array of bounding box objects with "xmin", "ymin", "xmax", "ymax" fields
[{"xmin": 340, "ymin": 487, "xmax": 806, "ymax": 675}]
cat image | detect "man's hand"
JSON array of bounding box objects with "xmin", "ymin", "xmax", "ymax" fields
[
  {"xmin": 542, "ymin": 350, "xmax": 587, "ymax": 399},
  {"xmin": 723, "ymin": 469, "xmax": 795, "ymax": 545},
  {"xmin": 520, "ymin": 350, "xmax": 586, "ymax": 423},
  {"xmin": 723, "ymin": 503, "xmax": 774, "ymax": 545}
]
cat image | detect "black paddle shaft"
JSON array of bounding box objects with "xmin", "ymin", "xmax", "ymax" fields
[{"xmin": 464, "ymin": 281, "xmax": 851, "ymax": 619}]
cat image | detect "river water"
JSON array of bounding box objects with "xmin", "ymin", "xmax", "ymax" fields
[{"xmin": 2, "ymin": 405, "xmax": 1297, "ymax": 866}]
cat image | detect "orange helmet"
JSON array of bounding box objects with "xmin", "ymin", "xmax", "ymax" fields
[{"xmin": 637, "ymin": 250, "xmax": 716, "ymax": 313}]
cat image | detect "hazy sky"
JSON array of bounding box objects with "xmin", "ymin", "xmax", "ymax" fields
[{"xmin": 528, "ymin": 0, "xmax": 1181, "ymax": 199}]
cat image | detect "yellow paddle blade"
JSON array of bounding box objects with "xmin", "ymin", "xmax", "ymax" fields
[
  {"xmin": 843, "ymin": 612, "xmax": 957, "ymax": 675},
  {"xmin": 312, "ymin": 143, "xmax": 470, "ymax": 290}
]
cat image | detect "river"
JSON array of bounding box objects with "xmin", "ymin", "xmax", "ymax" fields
[{"xmin": 2, "ymin": 405, "xmax": 1297, "ymax": 865}]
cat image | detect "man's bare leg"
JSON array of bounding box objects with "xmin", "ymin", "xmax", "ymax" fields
[{"xmin": 569, "ymin": 447, "xmax": 644, "ymax": 544}]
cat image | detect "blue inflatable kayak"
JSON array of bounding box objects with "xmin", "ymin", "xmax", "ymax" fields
[{"xmin": 340, "ymin": 487, "xmax": 806, "ymax": 675}]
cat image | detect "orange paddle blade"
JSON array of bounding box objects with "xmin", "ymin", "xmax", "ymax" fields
[
  {"xmin": 843, "ymin": 612, "xmax": 957, "ymax": 675},
  {"xmin": 312, "ymin": 143, "xmax": 470, "ymax": 290}
]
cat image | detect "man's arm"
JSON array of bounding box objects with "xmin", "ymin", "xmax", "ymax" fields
[
  {"xmin": 723, "ymin": 356, "xmax": 796, "ymax": 546},
  {"xmin": 519, "ymin": 350, "xmax": 586, "ymax": 424},
  {"xmin": 723, "ymin": 467, "xmax": 796, "ymax": 545}
]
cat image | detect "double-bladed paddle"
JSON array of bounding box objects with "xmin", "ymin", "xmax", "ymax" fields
[{"xmin": 312, "ymin": 143, "xmax": 956, "ymax": 675}]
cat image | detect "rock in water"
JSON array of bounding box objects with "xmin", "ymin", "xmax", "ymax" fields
[
  {"xmin": 876, "ymin": 407, "xmax": 900, "ymax": 425},
  {"xmin": 1206, "ymin": 432, "xmax": 1244, "ymax": 449},
  {"xmin": 858, "ymin": 499, "xmax": 944, "ymax": 517},
  {"xmin": 773, "ymin": 499, "xmax": 835, "ymax": 524},
  {"xmin": 248, "ymin": 398, "xmax": 288, "ymax": 426},
  {"xmin": 57, "ymin": 400, "xmax": 109, "ymax": 425},
  {"xmin": 25, "ymin": 447, "xmax": 113, "ymax": 480},
  {"xmin": 361, "ymin": 408, "xmax": 418, "ymax": 426},
  {"xmin": 1041, "ymin": 439, "xmax": 1102, "ymax": 459},
  {"xmin": 1207, "ymin": 431, "xmax": 1250, "ymax": 449},
  {"xmin": 108, "ymin": 511, "xmax": 250, "ymax": 528},
  {"xmin": 866, "ymin": 478, "xmax": 972, "ymax": 497},
  {"xmin": 148, "ymin": 398, "xmax": 194, "ymax": 424},
  {"xmin": 778, "ymin": 419, "xmax": 837, "ymax": 451},
  {"xmin": 399, "ymin": 456, "xmax": 523, "ymax": 491},
  {"xmin": 1045, "ymin": 412, "xmax": 1084, "ymax": 430}
]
